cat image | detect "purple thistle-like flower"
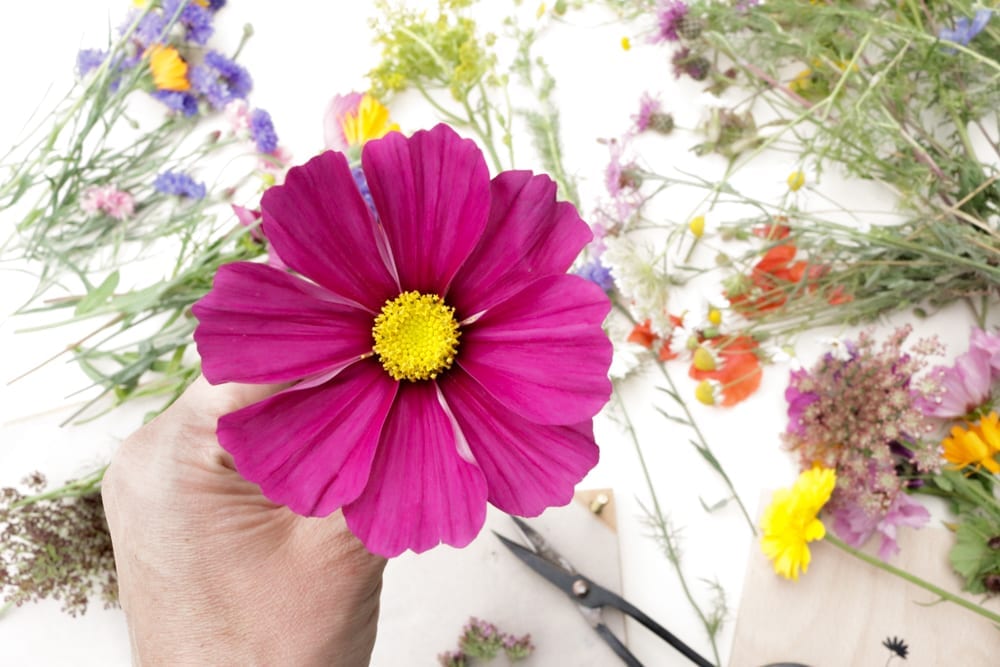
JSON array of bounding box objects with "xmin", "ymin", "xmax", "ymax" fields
[
  {"xmin": 249, "ymin": 109, "xmax": 279, "ymax": 154},
  {"xmin": 154, "ymin": 170, "xmax": 206, "ymax": 199},
  {"xmin": 633, "ymin": 93, "xmax": 661, "ymax": 132},
  {"xmin": 939, "ymin": 9, "xmax": 992, "ymax": 47},
  {"xmin": 163, "ymin": 0, "xmax": 215, "ymax": 45},
  {"xmin": 128, "ymin": 10, "xmax": 169, "ymax": 46},
  {"xmin": 576, "ymin": 258, "xmax": 615, "ymax": 292},
  {"xmin": 654, "ymin": 0, "xmax": 689, "ymax": 42},
  {"xmin": 190, "ymin": 51, "xmax": 252, "ymax": 109},
  {"xmin": 152, "ymin": 90, "xmax": 199, "ymax": 116},
  {"xmin": 76, "ymin": 49, "xmax": 107, "ymax": 78}
]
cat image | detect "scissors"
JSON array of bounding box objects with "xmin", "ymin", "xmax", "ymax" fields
[{"xmin": 495, "ymin": 516, "xmax": 714, "ymax": 667}]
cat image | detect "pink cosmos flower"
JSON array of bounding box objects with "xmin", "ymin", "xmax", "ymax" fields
[
  {"xmin": 916, "ymin": 330, "xmax": 995, "ymax": 418},
  {"xmin": 80, "ymin": 185, "xmax": 135, "ymax": 220},
  {"xmin": 832, "ymin": 491, "xmax": 930, "ymax": 560},
  {"xmin": 232, "ymin": 204, "xmax": 287, "ymax": 271},
  {"xmin": 193, "ymin": 124, "xmax": 613, "ymax": 557},
  {"xmin": 971, "ymin": 327, "xmax": 1000, "ymax": 376}
]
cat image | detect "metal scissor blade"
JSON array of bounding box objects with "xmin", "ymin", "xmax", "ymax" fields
[
  {"xmin": 494, "ymin": 532, "xmax": 596, "ymax": 605},
  {"xmin": 509, "ymin": 516, "xmax": 577, "ymax": 573}
]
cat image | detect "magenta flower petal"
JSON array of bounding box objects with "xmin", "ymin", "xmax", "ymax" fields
[
  {"xmin": 448, "ymin": 170, "xmax": 592, "ymax": 316},
  {"xmin": 344, "ymin": 382, "xmax": 488, "ymax": 557},
  {"xmin": 361, "ymin": 124, "xmax": 490, "ymax": 294},
  {"xmin": 459, "ymin": 275, "xmax": 613, "ymax": 425},
  {"xmin": 261, "ymin": 150, "xmax": 398, "ymax": 310},
  {"xmin": 440, "ymin": 369, "xmax": 598, "ymax": 516},
  {"xmin": 193, "ymin": 262, "xmax": 375, "ymax": 384},
  {"xmin": 218, "ymin": 361, "xmax": 398, "ymax": 516}
]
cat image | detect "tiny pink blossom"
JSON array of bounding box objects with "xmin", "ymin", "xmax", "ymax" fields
[
  {"xmin": 80, "ymin": 185, "xmax": 135, "ymax": 220},
  {"xmin": 257, "ymin": 145, "xmax": 293, "ymax": 176},
  {"xmin": 224, "ymin": 99, "xmax": 251, "ymax": 134}
]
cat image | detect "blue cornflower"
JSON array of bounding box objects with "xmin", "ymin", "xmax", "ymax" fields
[
  {"xmin": 154, "ymin": 171, "xmax": 206, "ymax": 199},
  {"xmin": 576, "ymin": 258, "xmax": 615, "ymax": 292},
  {"xmin": 163, "ymin": 0, "xmax": 215, "ymax": 45},
  {"xmin": 190, "ymin": 51, "xmax": 252, "ymax": 109},
  {"xmin": 76, "ymin": 49, "xmax": 107, "ymax": 78},
  {"xmin": 128, "ymin": 10, "xmax": 169, "ymax": 46},
  {"xmin": 249, "ymin": 109, "xmax": 278, "ymax": 153},
  {"xmin": 939, "ymin": 9, "xmax": 992, "ymax": 47},
  {"xmin": 207, "ymin": 0, "xmax": 227, "ymax": 11},
  {"xmin": 152, "ymin": 90, "xmax": 199, "ymax": 117},
  {"xmin": 351, "ymin": 166, "xmax": 376, "ymax": 214}
]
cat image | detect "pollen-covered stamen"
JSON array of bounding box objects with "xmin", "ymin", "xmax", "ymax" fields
[{"xmin": 372, "ymin": 291, "xmax": 461, "ymax": 382}]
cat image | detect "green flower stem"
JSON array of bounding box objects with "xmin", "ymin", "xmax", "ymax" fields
[
  {"xmin": 825, "ymin": 534, "xmax": 1000, "ymax": 626},
  {"xmin": 652, "ymin": 359, "xmax": 757, "ymax": 535},
  {"xmin": 616, "ymin": 392, "xmax": 723, "ymax": 666},
  {"xmin": 9, "ymin": 466, "xmax": 106, "ymax": 511}
]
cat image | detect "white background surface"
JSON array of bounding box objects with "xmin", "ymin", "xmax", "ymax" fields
[{"xmin": 0, "ymin": 2, "xmax": 987, "ymax": 666}]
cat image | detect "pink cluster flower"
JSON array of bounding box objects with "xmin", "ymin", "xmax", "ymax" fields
[
  {"xmin": 80, "ymin": 185, "xmax": 134, "ymax": 220},
  {"xmin": 782, "ymin": 327, "xmax": 938, "ymax": 558}
]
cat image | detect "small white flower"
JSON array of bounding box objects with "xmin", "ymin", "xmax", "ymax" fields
[{"xmin": 601, "ymin": 236, "xmax": 672, "ymax": 335}]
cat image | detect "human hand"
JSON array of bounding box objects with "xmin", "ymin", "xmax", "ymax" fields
[{"xmin": 102, "ymin": 377, "xmax": 386, "ymax": 666}]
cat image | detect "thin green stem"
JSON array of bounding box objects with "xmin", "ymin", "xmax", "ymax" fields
[
  {"xmin": 616, "ymin": 392, "xmax": 723, "ymax": 666},
  {"xmin": 9, "ymin": 466, "xmax": 106, "ymax": 511},
  {"xmin": 825, "ymin": 534, "xmax": 1000, "ymax": 626}
]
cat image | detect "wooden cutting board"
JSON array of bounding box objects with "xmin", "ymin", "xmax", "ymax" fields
[
  {"xmin": 371, "ymin": 491, "xmax": 625, "ymax": 666},
  {"xmin": 731, "ymin": 521, "xmax": 1000, "ymax": 666}
]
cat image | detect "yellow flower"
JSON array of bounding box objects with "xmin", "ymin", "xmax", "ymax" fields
[
  {"xmin": 942, "ymin": 412, "xmax": 1000, "ymax": 474},
  {"xmin": 621, "ymin": 36, "xmax": 632, "ymax": 51},
  {"xmin": 760, "ymin": 467, "xmax": 836, "ymax": 581},
  {"xmin": 341, "ymin": 94, "xmax": 399, "ymax": 148},
  {"xmin": 694, "ymin": 380, "xmax": 716, "ymax": 405},
  {"xmin": 147, "ymin": 45, "xmax": 190, "ymax": 92},
  {"xmin": 692, "ymin": 347, "xmax": 717, "ymax": 371},
  {"xmin": 688, "ymin": 215, "xmax": 705, "ymax": 238},
  {"xmin": 707, "ymin": 307, "xmax": 722, "ymax": 326},
  {"xmin": 787, "ymin": 171, "xmax": 806, "ymax": 192}
]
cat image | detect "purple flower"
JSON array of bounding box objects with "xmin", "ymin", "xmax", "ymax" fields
[
  {"xmin": 633, "ymin": 93, "xmax": 661, "ymax": 132},
  {"xmin": 832, "ymin": 491, "xmax": 930, "ymax": 560},
  {"xmin": 939, "ymin": 9, "xmax": 992, "ymax": 47},
  {"xmin": 576, "ymin": 258, "xmax": 614, "ymax": 292},
  {"xmin": 249, "ymin": 109, "xmax": 279, "ymax": 154},
  {"xmin": 207, "ymin": 0, "xmax": 227, "ymax": 10},
  {"xmin": 784, "ymin": 368, "xmax": 820, "ymax": 438},
  {"xmin": 76, "ymin": 49, "xmax": 107, "ymax": 78},
  {"xmin": 127, "ymin": 10, "xmax": 168, "ymax": 46},
  {"xmin": 152, "ymin": 90, "xmax": 199, "ymax": 116},
  {"xmin": 163, "ymin": 0, "xmax": 215, "ymax": 45},
  {"xmin": 154, "ymin": 170, "xmax": 206, "ymax": 199},
  {"xmin": 190, "ymin": 51, "xmax": 252, "ymax": 109},
  {"xmin": 654, "ymin": 0, "xmax": 689, "ymax": 43},
  {"xmin": 350, "ymin": 165, "xmax": 376, "ymax": 214}
]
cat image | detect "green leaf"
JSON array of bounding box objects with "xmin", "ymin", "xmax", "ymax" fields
[
  {"xmin": 949, "ymin": 516, "xmax": 994, "ymax": 592},
  {"xmin": 74, "ymin": 270, "xmax": 119, "ymax": 316}
]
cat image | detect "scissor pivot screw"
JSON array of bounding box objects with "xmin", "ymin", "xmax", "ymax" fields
[{"xmin": 572, "ymin": 579, "xmax": 589, "ymax": 597}]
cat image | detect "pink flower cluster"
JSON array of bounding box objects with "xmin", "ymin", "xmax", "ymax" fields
[
  {"xmin": 80, "ymin": 185, "xmax": 134, "ymax": 220},
  {"xmin": 783, "ymin": 326, "xmax": 939, "ymax": 557}
]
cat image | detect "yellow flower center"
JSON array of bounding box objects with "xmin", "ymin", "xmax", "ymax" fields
[
  {"xmin": 372, "ymin": 291, "xmax": 461, "ymax": 382},
  {"xmin": 341, "ymin": 94, "xmax": 399, "ymax": 148}
]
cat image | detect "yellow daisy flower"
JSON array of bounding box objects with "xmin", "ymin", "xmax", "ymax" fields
[
  {"xmin": 942, "ymin": 412, "xmax": 1000, "ymax": 474},
  {"xmin": 147, "ymin": 45, "xmax": 190, "ymax": 92},
  {"xmin": 341, "ymin": 94, "xmax": 400, "ymax": 148},
  {"xmin": 761, "ymin": 466, "xmax": 836, "ymax": 581}
]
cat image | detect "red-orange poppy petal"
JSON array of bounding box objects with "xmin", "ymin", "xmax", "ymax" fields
[{"xmin": 628, "ymin": 320, "xmax": 657, "ymax": 348}]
